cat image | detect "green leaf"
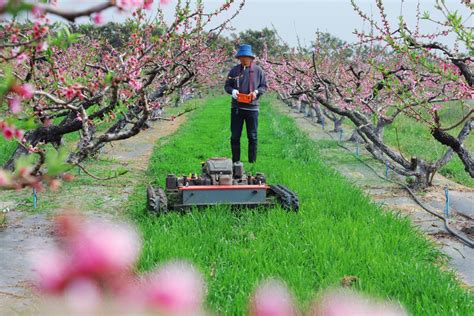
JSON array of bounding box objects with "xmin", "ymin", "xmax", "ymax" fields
[
  {"xmin": 105, "ymin": 71, "xmax": 115, "ymax": 84},
  {"xmin": 44, "ymin": 147, "xmax": 70, "ymax": 176},
  {"xmin": 14, "ymin": 154, "xmax": 36, "ymax": 174},
  {"xmin": 0, "ymin": 66, "xmax": 14, "ymax": 98}
]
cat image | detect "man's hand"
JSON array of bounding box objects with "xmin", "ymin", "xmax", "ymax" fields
[
  {"xmin": 232, "ymin": 89, "xmax": 239, "ymax": 100},
  {"xmin": 251, "ymin": 90, "xmax": 258, "ymax": 100}
]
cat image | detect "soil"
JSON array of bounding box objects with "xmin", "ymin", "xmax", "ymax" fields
[
  {"xmin": 275, "ymin": 101, "xmax": 474, "ymax": 288},
  {"xmin": 0, "ymin": 115, "xmax": 187, "ymax": 314}
]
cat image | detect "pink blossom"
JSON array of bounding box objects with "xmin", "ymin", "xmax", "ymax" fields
[
  {"xmin": 49, "ymin": 178, "xmax": 61, "ymax": 191},
  {"xmin": 62, "ymin": 173, "xmax": 75, "ymax": 182},
  {"xmin": 11, "ymin": 46, "xmax": 20, "ymax": 55},
  {"xmin": 117, "ymin": 0, "xmax": 135, "ymax": 10},
  {"xmin": 33, "ymin": 215, "xmax": 141, "ymax": 297},
  {"xmin": 11, "ymin": 84, "xmax": 35, "ymax": 99},
  {"xmin": 160, "ymin": 0, "xmax": 171, "ymax": 4},
  {"xmin": 62, "ymin": 86, "xmax": 77, "ymax": 99},
  {"xmin": 63, "ymin": 278, "xmax": 103, "ymax": 314},
  {"xmin": 92, "ymin": 13, "xmax": 104, "ymax": 25},
  {"xmin": 430, "ymin": 104, "xmax": 442, "ymax": 113},
  {"xmin": 129, "ymin": 79, "xmax": 143, "ymax": 90},
  {"xmin": 32, "ymin": 248, "xmax": 71, "ymax": 294},
  {"xmin": 16, "ymin": 53, "xmax": 28, "ymax": 65},
  {"xmin": 143, "ymin": 261, "xmax": 206, "ymax": 313},
  {"xmin": 144, "ymin": 0, "xmax": 154, "ymax": 9},
  {"xmin": 37, "ymin": 41, "xmax": 49, "ymax": 52},
  {"xmin": 2, "ymin": 125, "xmax": 14, "ymax": 140},
  {"xmin": 250, "ymin": 280, "xmax": 297, "ymax": 316},
  {"xmin": 31, "ymin": 6, "xmax": 45, "ymax": 19},
  {"xmin": 14, "ymin": 129, "xmax": 24, "ymax": 140},
  {"xmin": 10, "ymin": 34, "xmax": 18, "ymax": 43},
  {"xmin": 0, "ymin": 0, "xmax": 6, "ymax": 9},
  {"xmin": 21, "ymin": 84, "xmax": 35, "ymax": 99},
  {"xmin": 69, "ymin": 221, "xmax": 141, "ymax": 276},
  {"xmin": 8, "ymin": 96, "xmax": 22, "ymax": 114}
]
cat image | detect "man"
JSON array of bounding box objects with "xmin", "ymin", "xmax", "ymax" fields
[{"xmin": 224, "ymin": 44, "xmax": 268, "ymax": 163}]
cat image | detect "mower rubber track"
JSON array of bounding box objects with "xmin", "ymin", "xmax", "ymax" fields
[
  {"xmin": 147, "ymin": 186, "xmax": 168, "ymax": 214},
  {"xmin": 269, "ymin": 184, "xmax": 299, "ymax": 212}
]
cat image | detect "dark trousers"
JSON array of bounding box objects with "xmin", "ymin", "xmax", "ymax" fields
[{"xmin": 230, "ymin": 107, "xmax": 259, "ymax": 163}]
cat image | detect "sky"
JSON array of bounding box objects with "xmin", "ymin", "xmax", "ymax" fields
[{"xmin": 45, "ymin": 0, "xmax": 472, "ymax": 47}]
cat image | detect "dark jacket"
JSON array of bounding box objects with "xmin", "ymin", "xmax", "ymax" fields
[{"xmin": 224, "ymin": 63, "xmax": 268, "ymax": 110}]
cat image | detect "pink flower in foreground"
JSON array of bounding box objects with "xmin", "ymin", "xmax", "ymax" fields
[
  {"xmin": 33, "ymin": 215, "xmax": 141, "ymax": 294},
  {"xmin": 20, "ymin": 84, "xmax": 35, "ymax": 99},
  {"xmin": 310, "ymin": 291, "xmax": 407, "ymax": 316},
  {"xmin": 129, "ymin": 79, "xmax": 143, "ymax": 90},
  {"xmin": 2, "ymin": 125, "xmax": 14, "ymax": 140},
  {"xmin": 63, "ymin": 278, "xmax": 103, "ymax": 314},
  {"xmin": 11, "ymin": 84, "xmax": 34, "ymax": 99},
  {"xmin": 37, "ymin": 41, "xmax": 49, "ymax": 52},
  {"xmin": 160, "ymin": 0, "xmax": 171, "ymax": 5},
  {"xmin": 31, "ymin": 6, "xmax": 45, "ymax": 19},
  {"xmin": 32, "ymin": 248, "xmax": 71, "ymax": 294},
  {"xmin": 117, "ymin": 0, "xmax": 140, "ymax": 10},
  {"xmin": 144, "ymin": 261, "xmax": 206, "ymax": 313},
  {"xmin": 8, "ymin": 96, "xmax": 22, "ymax": 114},
  {"xmin": 49, "ymin": 178, "xmax": 61, "ymax": 191},
  {"xmin": 92, "ymin": 12, "xmax": 104, "ymax": 25},
  {"xmin": 250, "ymin": 279, "xmax": 297, "ymax": 316},
  {"xmin": 61, "ymin": 86, "xmax": 76, "ymax": 99},
  {"xmin": 14, "ymin": 129, "xmax": 24, "ymax": 140},
  {"xmin": 69, "ymin": 221, "xmax": 141, "ymax": 276},
  {"xmin": 144, "ymin": 0, "xmax": 154, "ymax": 9},
  {"xmin": 16, "ymin": 53, "xmax": 28, "ymax": 65}
]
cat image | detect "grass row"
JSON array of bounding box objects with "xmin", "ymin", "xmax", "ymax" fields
[
  {"xmin": 0, "ymin": 138, "xmax": 16, "ymax": 166},
  {"xmin": 127, "ymin": 95, "xmax": 473, "ymax": 315}
]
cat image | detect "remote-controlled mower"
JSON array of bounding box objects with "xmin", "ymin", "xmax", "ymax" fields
[{"xmin": 147, "ymin": 158, "xmax": 299, "ymax": 214}]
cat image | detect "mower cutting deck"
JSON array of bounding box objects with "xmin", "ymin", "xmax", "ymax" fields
[{"xmin": 147, "ymin": 158, "xmax": 299, "ymax": 214}]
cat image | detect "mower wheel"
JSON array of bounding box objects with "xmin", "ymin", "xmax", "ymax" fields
[{"xmin": 147, "ymin": 186, "xmax": 168, "ymax": 214}]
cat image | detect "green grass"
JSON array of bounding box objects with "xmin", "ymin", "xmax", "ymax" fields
[
  {"xmin": 127, "ymin": 95, "xmax": 473, "ymax": 315},
  {"xmin": 0, "ymin": 138, "xmax": 17, "ymax": 166},
  {"xmin": 383, "ymin": 101, "xmax": 474, "ymax": 187}
]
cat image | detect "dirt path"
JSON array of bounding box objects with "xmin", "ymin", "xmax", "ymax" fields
[
  {"xmin": 0, "ymin": 116, "xmax": 186, "ymax": 314},
  {"xmin": 274, "ymin": 101, "xmax": 474, "ymax": 288}
]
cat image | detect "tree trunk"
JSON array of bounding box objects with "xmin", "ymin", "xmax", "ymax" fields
[
  {"xmin": 312, "ymin": 103, "xmax": 324, "ymax": 123},
  {"xmin": 332, "ymin": 116, "xmax": 344, "ymax": 133},
  {"xmin": 292, "ymin": 100, "xmax": 301, "ymax": 112},
  {"xmin": 349, "ymin": 129, "xmax": 364, "ymax": 143},
  {"xmin": 3, "ymin": 113, "xmax": 79, "ymax": 171},
  {"xmin": 411, "ymin": 158, "xmax": 437, "ymax": 189},
  {"xmin": 314, "ymin": 95, "xmax": 453, "ymax": 190},
  {"xmin": 374, "ymin": 124, "xmax": 384, "ymax": 139},
  {"xmin": 3, "ymin": 86, "xmax": 167, "ymax": 171},
  {"xmin": 299, "ymin": 101, "xmax": 307, "ymax": 114},
  {"xmin": 432, "ymin": 117, "xmax": 474, "ymax": 177}
]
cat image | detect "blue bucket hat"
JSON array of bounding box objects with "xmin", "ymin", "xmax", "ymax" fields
[{"xmin": 235, "ymin": 44, "xmax": 255, "ymax": 58}]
